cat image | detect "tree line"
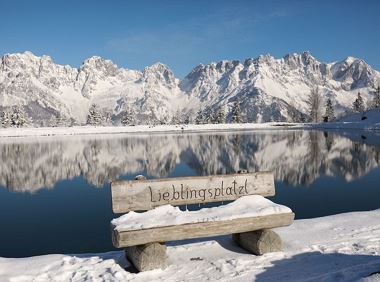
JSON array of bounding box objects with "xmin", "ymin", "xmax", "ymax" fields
[
  {"xmin": 1, "ymin": 86, "xmax": 380, "ymax": 128},
  {"xmin": 86, "ymin": 99, "xmax": 243, "ymax": 126},
  {"xmin": 0, "ymin": 105, "xmax": 31, "ymax": 128},
  {"xmin": 307, "ymin": 85, "xmax": 380, "ymax": 122}
]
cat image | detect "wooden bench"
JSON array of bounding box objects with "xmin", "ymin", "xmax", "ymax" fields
[{"xmin": 110, "ymin": 172, "xmax": 294, "ymax": 271}]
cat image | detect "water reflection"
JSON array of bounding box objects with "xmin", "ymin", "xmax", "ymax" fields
[{"xmin": 1, "ymin": 130, "xmax": 380, "ymax": 193}]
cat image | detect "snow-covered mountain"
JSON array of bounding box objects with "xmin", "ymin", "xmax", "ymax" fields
[{"xmin": 0, "ymin": 51, "xmax": 379, "ymax": 125}]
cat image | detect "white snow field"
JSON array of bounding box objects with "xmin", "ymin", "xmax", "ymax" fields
[
  {"xmin": 307, "ymin": 108, "xmax": 380, "ymax": 130},
  {"xmin": 1, "ymin": 209, "xmax": 379, "ymax": 282},
  {"xmin": 0, "ymin": 123, "xmax": 298, "ymax": 138}
]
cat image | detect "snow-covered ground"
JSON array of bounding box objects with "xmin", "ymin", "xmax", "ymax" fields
[
  {"xmin": 307, "ymin": 108, "xmax": 380, "ymax": 131},
  {"xmin": 1, "ymin": 209, "xmax": 379, "ymax": 282},
  {"xmin": 1, "ymin": 108, "xmax": 380, "ymax": 139},
  {"xmin": 0, "ymin": 119, "xmax": 376, "ymax": 139},
  {"xmin": 0, "ymin": 123, "xmax": 299, "ymax": 138}
]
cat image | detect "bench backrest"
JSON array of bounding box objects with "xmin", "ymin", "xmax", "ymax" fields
[{"xmin": 111, "ymin": 172, "xmax": 275, "ymax": 213}]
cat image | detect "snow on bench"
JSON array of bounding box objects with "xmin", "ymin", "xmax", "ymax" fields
[
  {"xmin": 110, "ymin": 172, "xmax": 294, "ymax": 271},
  {"xmin": 111, "ymin": 195, "xmax": 293, "ymax": 247}
]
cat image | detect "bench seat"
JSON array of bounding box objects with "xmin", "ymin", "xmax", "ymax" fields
[{"xmin": 112, "ymin": 195, "xmax": 294, "ymax": 247}]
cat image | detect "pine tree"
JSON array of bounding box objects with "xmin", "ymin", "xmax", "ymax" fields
[
  {"xmin": 48, "ymin": 116, "xmax": 57, "ymax": 127},
  {"xmin": 204, "ymin": 108, "xmax": 214, "ymax": 124},
  {"xmin": 323, "ymin": 98, "xmax": 335, "ymax": 122},
  {"xmin": 215, "ymin": 107, "xmax": 226, "ymax": 124},
  {"xmin": 171, "ymin": 110, "xmax": 182, "ymax": 125},
  {"xmin": 195, "ymin": 108, "xmax": 206, "ymax": 124},
  {"xmin": 372, "ymin": 86, "xmax": 380, "ymax": 109},
  {"xmin": 183, "ymin": 116, "xmax": 191, "ymax": 124},
  {"xmin": 86, "ymin": 104, "xmax": 102, "ymax": 126},
  {"xmin": 0, "ymin": 109, "xmax": 11, "ymax": 128},
  {"xmin": 230, "ymin": 99, "xmax": 241, "ymax": 123},
  {"xmin": 10, "ymin": 105, "xmax": 29, "ymax": 128},
  {"xmin": 102, "ymin": 109, "xmax": 113, "ymax": 126},
  {"xmin": 121, "ymin": 107, "xmax": 135, "ymax": 126},
  {"xmin": 307, "ymin": 87, "xmax": 323, "ymax": 122},
  {"xmin": 353, "ymin": 92, "xmax": 365, "ymax": 113}
]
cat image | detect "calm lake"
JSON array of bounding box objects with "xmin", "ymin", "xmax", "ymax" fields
[{"xmin": 0, "ymin": 129, "xmax": 380, "ymax": 258}]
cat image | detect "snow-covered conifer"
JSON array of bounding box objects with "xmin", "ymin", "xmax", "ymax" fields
[
  {"xmin": 86, "ymin": 104, "xmax": 102, "ymax": 126},
  {"xmin": 121, "ymin": 107, "xmax": 135, "ymax": 126},
  {"xmin": 102, "ymin": 109, "xmax": 113, "ymax": 126},
  {"xmin": 171, "ymin": 110, "xmax": 182, "ymax": 125},
  {"xmin": 215, "ymin": 107, "xmax": 226, "ymax": 124},
  {"xmin": 352, "ymin": 92, "xmax": 365, "ymax": 113},
  {"xmin": 204, "ymin": 108, "xmax": 215, "ymax": 124},
  {"xmin": 184, "ymin": 116, "xmax": 191, "ymax": 124},
  {"xmin": 49, "ymin": 113, "xmax": 71, "ymax": 127},
  {"xmin": 48, "ymin": 116, "xmax": 57, "ymax": 127},
  {"xmin": 323, "ymin": 98, "xmax": 335, "ymax": 122},
  {"xmin": 10, "ymin": 105, "xmax": 29, "ymax": 128},
  {"xmin": 195, "ymin": 108, "xmax": 206, "ymax": 124},
  {"xmin": 0, "ymin": 109, "xmax": 11, "ymax": 128},
  {"xmin": 230, "ymin": 99, "xmax": 241, "ymax": 123}
]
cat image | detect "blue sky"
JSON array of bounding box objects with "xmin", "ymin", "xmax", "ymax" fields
[{"xmin": 1, "ymin": 0, "xmax": 379, "ymax": 77}]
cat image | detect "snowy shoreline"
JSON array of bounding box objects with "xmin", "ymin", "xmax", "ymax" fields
[
  {"xmin": 0, "ymin": 123, "xmax": 297, "ymax": 138},
  {"xmin": 0, "ymin": 120, "xmax": 379, "ymax": 139},
  {"xmin": 1, "ymin": 209, "xmax": 379, "ymax": 281}
]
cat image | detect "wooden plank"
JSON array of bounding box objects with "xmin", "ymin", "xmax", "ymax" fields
[
  {"xmin": 112, "ymin": 212, "xmax": 294, "ymax": 247},
  {"xmin": 111, "ymin": 172, "xmax": 275, "ymax": 213}
]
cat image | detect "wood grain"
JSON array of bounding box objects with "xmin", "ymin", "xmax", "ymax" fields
[
  {"xmin": 112, "ymin": 212, "xmax": 294, "ymax": 247},
  {"xmin": 233, "ymin": 229, "xmax": 282, "ymax": 255},
  {"xmin": 111, "ymin": 172, "xmax": 275, "ymax": 213}
]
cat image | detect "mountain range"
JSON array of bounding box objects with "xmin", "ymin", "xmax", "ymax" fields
[{"xmin": 0, "ymin": 51, "xmax": 379, "ymax": 125}]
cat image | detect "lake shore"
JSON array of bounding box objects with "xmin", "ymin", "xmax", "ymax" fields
[
  {"xmin": 0, "ymin": 119, "xmax": 379, "ymax": 139},
  {"xmin": 0, "ymin": 123, "xmax": 298, "ymax": 138},
  {"xmin": 1, "ymin": 209, "xmax": 379, "ymax": 281}
]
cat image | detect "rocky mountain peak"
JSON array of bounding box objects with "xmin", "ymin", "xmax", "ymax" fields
[
  {"xmin": 344, "ymin": 56, "xmax": 359, "ymax": 65},
  {"xmin": 254, "ymin": 54, "xmax": 275, "ymax": 65},
  {"xmin": 215, "ymin": 60, "xmax": 240, "ymax": 72},
  {"xmin": 331, "ymin": 56, "xmax": 377, "ymax": 89},
  {"xmin": 79, "ymin": 56, "xmax": 119, "ymax": 77},
  {"xmin": 142, "ymin": 62, "xmax": 177, "ymax": 87},
  {"xmin": 283, "ymin": 51, "xmax": 318, "ymax": 68},
  {"xmin": 1, "ymin": 51, "xmax": 39, "ymax": 72}
]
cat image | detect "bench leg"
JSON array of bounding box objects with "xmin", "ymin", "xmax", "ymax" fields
[
  {"xmin": 233, "ymin": 229, "xmax": 282, "ymax": 255},
  {"xmin": 125, "ymin": 242, "xmax": 167, "ymax": 272}
]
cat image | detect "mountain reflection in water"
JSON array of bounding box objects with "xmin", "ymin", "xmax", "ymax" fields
[{"xmin": 1, "ymin": 130, "xmax": 379, "ymax": 193}]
